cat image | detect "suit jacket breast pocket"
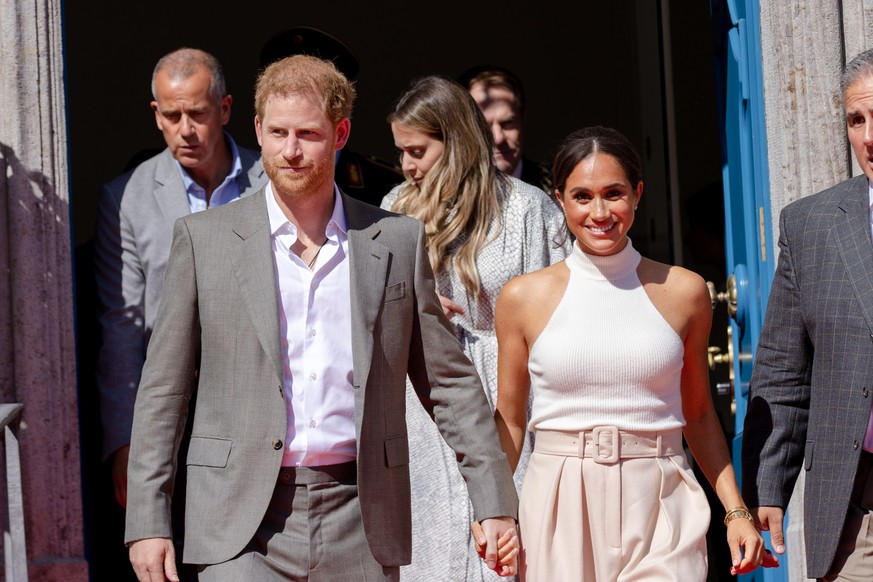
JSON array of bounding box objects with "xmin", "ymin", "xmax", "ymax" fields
[
  {"xmin": 384, "ymin": 282, "xmax": 406, "ymax": 303},
  {"xmin": 187, "ymin": 436, "xmax": 232, "ymax": 468}
]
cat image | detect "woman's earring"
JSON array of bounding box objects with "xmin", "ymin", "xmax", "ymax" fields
[{"xmin": 633, "ymin": 205, "xmax": 638, "ymax": 210}]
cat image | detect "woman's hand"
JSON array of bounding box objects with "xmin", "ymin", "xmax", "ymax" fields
[
  {"xmin": 439, "ymin": 295, "xmax": 464, "ymax": 319},
  {"xmin": 727, "ymin": 517, "xmax": 780, "ymax": 575}
]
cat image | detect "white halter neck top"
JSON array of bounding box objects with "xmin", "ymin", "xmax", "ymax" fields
[{"xmin": 527, "ymin": 239, "xmax": 686, "ymax": 432}]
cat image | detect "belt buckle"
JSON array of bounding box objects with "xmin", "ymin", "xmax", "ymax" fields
[{"xmin": 591, "ymin": 426, "xmax": 620, "ymax": 464}]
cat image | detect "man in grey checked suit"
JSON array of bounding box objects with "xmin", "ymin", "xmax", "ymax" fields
[
  {"xmin": 125, "ymin": 54, "xmax": 518, "ymax": 581},
  {"xmin": 93, "ymin": 47, "xmax": 266, "ymax": 563},
  {"xmin": 743, "ymin": 47, "xmax": 873, "ymax": 580}
]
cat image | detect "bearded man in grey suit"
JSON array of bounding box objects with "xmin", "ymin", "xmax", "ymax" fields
[
  {"xmin": 125, "ymin": 54, "xmax": 519, "ymax": 582},
  {"xmin": 743, "ymin": 47, "xmax": 873, "ymax": 580}
]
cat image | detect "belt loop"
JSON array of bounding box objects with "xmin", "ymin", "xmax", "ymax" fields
[
  {"xmin": 656, "ymin": 433, "xmax": 663, "ymax": 456},
  {"xmin": 577, "ymin": 431, "xmax": 586, "ymax": 459}
]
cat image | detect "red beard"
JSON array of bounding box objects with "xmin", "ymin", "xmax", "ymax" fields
[{"xmin": 263, "ymin": 152, "xmax": 335, "ymax": 199}]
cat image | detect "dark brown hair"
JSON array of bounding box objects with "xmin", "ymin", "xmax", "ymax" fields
[{"xmin": 552, "ymin": 126, "xmax": 642, "ymax": 195}]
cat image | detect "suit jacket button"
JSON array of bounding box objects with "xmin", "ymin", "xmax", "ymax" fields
[
  {"xmin": 854, "ymin": 440, "xmax": 860, "ymax": 450},
  {"xmin": 272, "ymin": 439, "xmax": 283, "ymax": 450},
  {"xmin": 864, "ymin": 387, "xmax": 869, "ymax": 398}
]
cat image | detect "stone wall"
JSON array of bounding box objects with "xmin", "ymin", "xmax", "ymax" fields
[
  {"xmin": 0, "ymin": 0, "xmax": 88, "ymax": 579},
  {"xmin": 760, "ymin": 1, "xmax": 873, "ymax": 580}
]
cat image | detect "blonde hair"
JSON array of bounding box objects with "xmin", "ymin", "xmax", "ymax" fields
[
  {"xmin": 254, "ymin": 54, "xmax": 355, "ymax": 123},
  {"xmin": 388, "ymin": 76, "xmax": 504, "ymax": 297}
]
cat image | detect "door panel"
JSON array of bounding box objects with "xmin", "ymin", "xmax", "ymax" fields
[{"xmin": 710, "ymin": 0, "xmax": 780, "ymax": 579}]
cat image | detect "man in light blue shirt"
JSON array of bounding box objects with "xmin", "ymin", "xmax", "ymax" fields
[{"xmin": 93, "ymin": 47, "xmax": 267, "ymax": 580}]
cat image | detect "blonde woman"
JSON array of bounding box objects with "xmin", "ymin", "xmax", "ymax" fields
[{"xmin": 381, "ymin": 76, "xmax": 569, "ymax": 581}]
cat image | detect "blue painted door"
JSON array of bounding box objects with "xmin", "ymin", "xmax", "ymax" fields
[{"xmin": 710, "ymin": 0, "xmax": 781, "ymax": 580}]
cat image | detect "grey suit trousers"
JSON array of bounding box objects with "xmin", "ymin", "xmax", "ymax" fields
[{"xmin": 197, "ymin": 462, "xmax": 398, "ymax": 582}]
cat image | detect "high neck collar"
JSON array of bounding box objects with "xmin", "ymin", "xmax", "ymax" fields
[{"xmin": 566, "ymin": 239, "xmax": 641, "ymax": 281}]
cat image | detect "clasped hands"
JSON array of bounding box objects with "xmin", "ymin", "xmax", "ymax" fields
[
  {"xmin": 132, "ymin": 520, "xmax": 520, "ymax": 581},
  {"xmin": 726, "ymin": 506, "xmax": 782, "ymax": 576},
  {"xmin": 471, "ymin": 517, "xmax": 520, "ymax": 577}
]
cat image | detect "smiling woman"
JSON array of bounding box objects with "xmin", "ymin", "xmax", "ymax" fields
[
  {"xmin": 559, "ymin": 149, "xmax": 642, "ymax": 256},
  {"xmin": 493, "ymin": 126, "xmax": 776, "ymax": 581}
]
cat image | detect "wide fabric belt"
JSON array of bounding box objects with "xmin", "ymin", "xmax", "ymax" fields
[{"xmin": 534, "ymin": 426, "xmax": 684, "ymax": 464}]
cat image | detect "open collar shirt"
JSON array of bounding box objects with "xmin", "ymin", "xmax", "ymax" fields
[{"xmin": 266, "ymin": 183, "xmax": 356, "ymax": 467}]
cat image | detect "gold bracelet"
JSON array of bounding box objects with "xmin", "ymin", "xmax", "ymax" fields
[{"xmin": 723, "ymin": 506, "xmax": 754, "ymax": 526}]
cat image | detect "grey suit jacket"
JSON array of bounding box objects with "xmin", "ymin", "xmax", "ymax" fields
[
  {"xmin": 93, "ymin": 145, "xmax": 266, "ymax": 459},
  {"xmin": 123, "ymin": 190, "xmax": 518, "ymax": 567},
  {"xmin": 742, "ymin": 174, "xmax": 873, "ymax": 578}
]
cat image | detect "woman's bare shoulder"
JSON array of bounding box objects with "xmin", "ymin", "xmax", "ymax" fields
[
  {"xmin": 638, "ymin": 258, "xmax": 710, "ymax": 333},
  {"xmin": 497, "ymin": 262, "xmax": 570, "ymax": 343},
  {"xmin": 500, "ymin": 262, "xmax": 569, "ymax": 306},
  {"xmin": 638, "ymin": 258, "xmax": 706, "ymax": 295}
]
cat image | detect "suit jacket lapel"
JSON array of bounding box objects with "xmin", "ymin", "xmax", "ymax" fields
[
  {"xmin": 153, "ymin": 149, "xmax": 191, "ymax": 224},
  {"xmin": 232, "ymin": 192, "xmax": 284, "ymax": 385},
  {"xmin": 834, "ymin": 177, "xmax": 873, "ymax": 334},
  {"xmin": 345, "ymin": 195, "xmax": 388, "ymax": 391},
  {"xmin": 238, "ymin": 148, "xmax": 266, "ymax": 198}
]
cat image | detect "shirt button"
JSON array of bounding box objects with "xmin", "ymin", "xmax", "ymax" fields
[
  {"xmin": 310, "ymin": 372, "xmax": 317, "ymax": 381},
  {"xmin": 310, "ymin": 329, "xmax": 317, "ymax": 337},
  {"xmin": 310, "ymin": 420, "xmax": 317, "ymax": 428},
  {"xmin": 272, "ymin": 439, "xmax": 283, "ymax": 450}
]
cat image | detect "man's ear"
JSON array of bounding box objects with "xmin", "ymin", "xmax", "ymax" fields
[
  {"xmin": 219, "ymin": 94, "xmax": 233, "ymax": 125},
  {"xmin": 151, "ymin": 101, "xmax": 162, "ymax": 130},
  {"xmin": 335, "ymin": 118, "xmax": 351, "ymax": 150},
  {"xmin": 254, "ymin": 115, "xmax": 263, "ymax": 147}
]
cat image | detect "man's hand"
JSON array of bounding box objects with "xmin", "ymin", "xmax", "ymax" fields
[
  {"xmin": 111, "ymin": 445, "xmax": 130, "ymax": 508},
  {"xmin": 129, "ymin": 538, "xmax": 179, "ymax": 582},
  {"xmin": 752, "ymin": 506, "xmax": 786, "ymax": 554},
  {"xmin": 471, "ymin": 517, "xmax": 519, "ymax": 577}
]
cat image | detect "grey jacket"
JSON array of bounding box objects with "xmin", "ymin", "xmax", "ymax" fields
[
  {"xmin": 743, "ymin": 174, "xmax": 873, "ymax": 578},
  {"xmin": 93, "ymin": 145, "xmax": 266, "ymax": 459},
  {"xmin": 123, "ymin": 191, "xmax": 518, "ymax": 566}
]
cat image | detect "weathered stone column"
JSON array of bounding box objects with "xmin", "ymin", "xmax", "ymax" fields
[
  {"xmin": 759, "ymin": 1, "xmax": 873, "ymax": 580},
  {"xmin": 0, "ymin": 0, "xmax": 88, "ymax": 579}
]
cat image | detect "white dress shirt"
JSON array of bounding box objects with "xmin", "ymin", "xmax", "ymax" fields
[{"xmin": 266, "ymin": 183, "xmax": 356, "ymax": 467}]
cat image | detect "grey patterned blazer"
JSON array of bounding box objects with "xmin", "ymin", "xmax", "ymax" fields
[
  {"xmin": 742, "ymin": 174, "xmax": 873, "ymax": 578},
  {"xmin": 93, "ymin": 146, "xmax": 266, "ymax": 460},
  {"xmin": 123, "ymin": 190, "xmax": 518, "ymax": 567}
]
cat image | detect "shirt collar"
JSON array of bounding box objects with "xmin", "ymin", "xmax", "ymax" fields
[
  {"xmin": 266, "ymin": 182, "xmax": 348, "ymax": 238},
  {"xmin": 174, "ymin": 132, "xmax": 243, "ymax": 191}
]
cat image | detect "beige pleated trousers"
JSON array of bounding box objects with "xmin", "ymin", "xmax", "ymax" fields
[{"xmin": 519, "ymin": 427, "xmax": 709, "ymax": 581}]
